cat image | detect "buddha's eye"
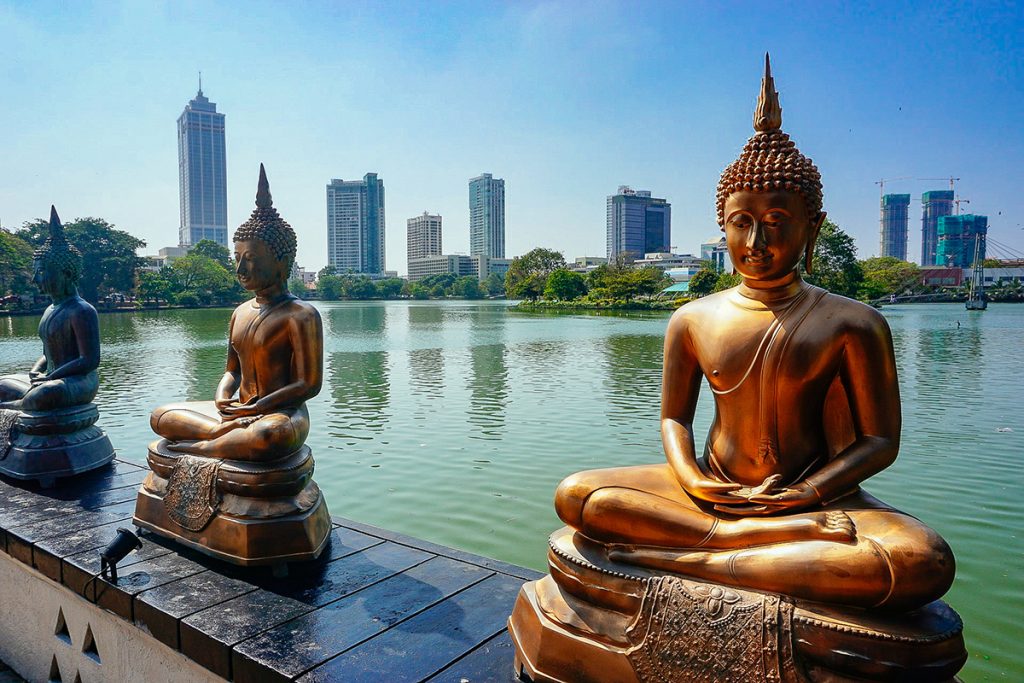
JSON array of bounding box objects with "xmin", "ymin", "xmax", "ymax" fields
[
  {"xmin": 763, "ymin": 212, "xmax": 788, "ymax": 227},
  {"xmin": 729, "ymin": 215, "xmax": 753, "ymax": 229}
]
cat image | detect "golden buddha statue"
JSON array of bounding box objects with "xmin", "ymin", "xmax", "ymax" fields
[
  {"xmin": 509, "ymin": 56, "xmax": 966, "ymax": 682},
  {"xmin": 0, "ymin": 207, "xmax": 114, "ymax": 486},
  {"xmin": 134, "ymin": 166, "xmax": 330, "ymax": 572}
]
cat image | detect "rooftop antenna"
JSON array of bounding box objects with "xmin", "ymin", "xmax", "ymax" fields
[{"xmin": 198, "ymin": 70, "xmax": 203, "ymax": 95}]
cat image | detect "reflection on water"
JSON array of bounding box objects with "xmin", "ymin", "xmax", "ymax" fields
[
  {"xmin": 327, "ymin": 351, "xmax": 391, "ymax": 441},
  {"xmin": 0, "ymin": 300, "xmax": 1020, "ymax": 681},
  {"xmin": 467, "ymin": 344, "xmax": 508, "ymax": 440}
]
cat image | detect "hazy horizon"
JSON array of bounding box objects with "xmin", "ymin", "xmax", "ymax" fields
[{"xmin": 2, "ymin": 1, "xmax": 1022, "ymax": 275}]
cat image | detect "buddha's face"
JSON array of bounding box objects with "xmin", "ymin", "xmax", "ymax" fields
[
  {"xmin": 723, "ymin": 190, "xmax": 821, "ymax": 282},
  {"xmin": 234, "ymin": 239, "xmax": 286, "ymax": 292},
  {"xmin": 32, "ymin": 259, "xmax": 67, "ymax": 297}
]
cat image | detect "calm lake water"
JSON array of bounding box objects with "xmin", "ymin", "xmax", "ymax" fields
[{"xmin": 0, "ymin": 300, "xmax": 1020, "ymax": 680}]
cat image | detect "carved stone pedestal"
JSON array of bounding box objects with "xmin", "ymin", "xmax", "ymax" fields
[
  {"xmin": 0, "ymin": 404, "xmax": 115, "ymax": 487},
  {"xmin": 132, "ymin": 440, "xmax": 331, "ymax": 570},
  {"xmin": 508, "ymin": 527, "xmax": 967, "ymax": 682}
]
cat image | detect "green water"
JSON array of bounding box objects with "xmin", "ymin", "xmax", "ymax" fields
[{"xmin": 0, "ymin": 301, "xmax": 1020, "ymax": 680}]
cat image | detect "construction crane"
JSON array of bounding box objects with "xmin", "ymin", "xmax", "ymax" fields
[
  {"xmin": 954, "ymin": 197, "xmax": 970, "ymax": 215},
  {"xmin": 875, "ymin": 177, "xmax": 913, "ymax": 198},
  {"xmin": 918, "ymin": 177, "xmax": 960, "ymax": 192}
]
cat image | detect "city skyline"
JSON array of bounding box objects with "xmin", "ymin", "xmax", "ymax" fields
[
  {"xmin": 2, "ymin": 3, "xmax": 1022, "ymax": 275},
  {"xmin": 606, "ymin": 186, "xmax": 671, "ymax": 261}
]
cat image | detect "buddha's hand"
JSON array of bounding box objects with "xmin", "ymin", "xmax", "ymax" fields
[
  {"xmin": 745, "ymin": 481, "xmax": 820, "ymax": 515},
  {"xmin": 681, "ymin": 476, "xmax": 744, "ymax": 504},
  {"xmin": 220, "ymin": 396, "xmax": 262, "ymax": 419},
  {"xmin": 29, "ymin": 372, "xmax": 48, "ymax": 385}
]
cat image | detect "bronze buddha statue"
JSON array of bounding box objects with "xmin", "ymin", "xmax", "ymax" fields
[
  {"xmin": 0, "ymin": 207, "xmax": 114, "ymax": 486},
  {"xmin": 509, "ymin": 56, "xmax": 966, "ymax": 682},
  {"xmin": 133, "ymin": 166, "xmax": 330, "ymax": 572}
]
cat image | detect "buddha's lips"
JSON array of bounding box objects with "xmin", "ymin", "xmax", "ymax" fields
[{"xmin": 744, "ymin": 254, "xmax": 772, "ymax": 264}]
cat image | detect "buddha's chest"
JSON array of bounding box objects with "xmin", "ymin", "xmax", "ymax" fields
[
  {"xmin": 695, "ymin": 313, "xmax": 842, "ymax": 395},
  {"xmin": 230, "ymin": 311, "xmax": 291, "ymax": 359}
]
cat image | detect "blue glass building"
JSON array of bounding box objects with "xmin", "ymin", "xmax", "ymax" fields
[
  {"xmin": 937, "ymin": 214, "xmax": 988, "ymax": 268},
  {"xmin": 880, "ymin": 194, "xmax": 911, "ymax": 261},
  {"xmin": 920, "ymin": 190, "xmax": 954, "ymax": 266},
  {"xmin": 606, "ymin": 186, "xmax": 671, "ymax": 261},
  {"xmin": 327, "ymin": 174, "xmax": 386, "ymax": 275},
  {"xmin": 469, "ymin": 173, "xmax": 505, "ymax": 259},
  {"xmin": 177, "ymin": 88, "xmax": 227, "ymax": 247}
]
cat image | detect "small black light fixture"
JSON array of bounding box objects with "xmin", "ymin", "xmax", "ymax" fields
[{"xmin": 99, "ymin": 527, "xmax": 142, "ymax": 583}]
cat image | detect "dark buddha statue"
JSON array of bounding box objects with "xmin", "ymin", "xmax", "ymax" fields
[
  {"xmin": 134, "ymin": 166, "xmax": 330, "ymax": 572},
  {"xmin": 0, "ymin": 207, "xmax": 114, "ymax": 486},
  {"xmin": 508, "ymin": 56, "xmax": 966, "ymax": 682}
]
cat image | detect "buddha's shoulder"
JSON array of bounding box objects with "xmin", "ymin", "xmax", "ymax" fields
[
  {"xmin": 667, "ymin": 289, "xmax": 733, "ymax": 328},
  {"xmin": 281, "ymin": 296, "xmax": 321, "ymax": 321},
  {"xmin": 814, "ymin": 288, "xmax": 891, "ymax": 334}
]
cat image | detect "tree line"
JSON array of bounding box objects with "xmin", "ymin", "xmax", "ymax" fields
[{"xmin": 504, "ymin": 248, "xmax": 673, "ymax": 304}]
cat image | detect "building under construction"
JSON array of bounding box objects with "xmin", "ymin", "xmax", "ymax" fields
[
  {"xmin": 880, "ymin": 194, "xmax": 911, "ymax": 260},
  {"xmin": 921, "ymin": 190, "xmax": 954, "ymax": 265},
  {"xmin": 937, "ymin": 214, "xmax": 988, "ymax": 268}
]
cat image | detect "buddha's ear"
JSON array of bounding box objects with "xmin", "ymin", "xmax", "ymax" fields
[{"xmin": 804, "ymin": 212, "xmax": 826, "ymax": 275}]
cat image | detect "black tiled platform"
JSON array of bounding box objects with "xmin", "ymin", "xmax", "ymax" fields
[{"xmin": 0, "ymin": 460, "xmax": 542, "ymax": 681}]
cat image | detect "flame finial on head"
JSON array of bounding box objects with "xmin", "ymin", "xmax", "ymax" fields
[
  {"xmin": 715, "ymin": 55, "xmax": 823, "ymax": 228},
  {"xmin": 754, "ymin": 53, "xmax": 783, "ymax": 133},
  {"xmin": 35, "ymin": 205, "xmax": 83, "ymax": 282},
  {"xmin": 255, "ymin": 163, "xmax": 273, "ymax": 209},
  {"xmin": 234, "ymin": 164, "xmax": 297, "ymax": 269}
]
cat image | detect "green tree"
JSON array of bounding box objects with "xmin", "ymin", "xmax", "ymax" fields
[
  {"xmin": 190, "ymin": 239, "xmax": 234, "ymax": 270},
  {"xmin": 714, "ymin": 272, "xmax": 742, "ymax": 292},
  {"xmin": 288, "ymin": 275, "xmax": 308, "ymax": 295},
  {"xmin": 806, "ymin": 219, "xmax": 863, "ymax": 298},
  {"xmin": 165, "ymin": 254, "xmax": 242, "ymax": 305},
  {"xmin": 688, "ymin": 266, "xmax": 719, "ymax": 296},
  {"xmin": 858, "ymin": 256, "xmax": 921, "ymax": 301},
  {"xmin": 452, "ymin": 275, "xmax": 484, "ymax": 299},
  {"xmin": 317, "ymin": 265, "xmax": 337, "ymax": 281},
  {"xmin": 17, "ymin": 217, "xmax": 145, "ymax": 303},
  {"xmin": 544, "ymin": 268, "xmax": 587, "ymax": 301},
  {"xmin": 345, "ymin": 276, "xmax": 377, "ymax": 299},
  {"xmin": 408, "ymin": 283, "xmax": 430, "ymax": 299},
  {"xmin": 318, "ymin": 274, "xmax": 345, "ymax": 300},
  {"xmin": 0, "ymin": 228, "xmax": 35, "ymax": 296},
  {"xmin": 506, "ymin": 248, "xmax": 565, "ymax": 301},
  {"xmin": 484, "ymin": 272, "xmax": 505, "ymax": 296},
  {"xmin": 136, "ymin": 271, "xmax": 173, "ymax": 305},
  {"xmin": 375, "ymin": 278, "xmax": 405, "ymax": 299},
  {"xmin": 628, "ymin": 267, "xmax": 671, "ymax": 298}
]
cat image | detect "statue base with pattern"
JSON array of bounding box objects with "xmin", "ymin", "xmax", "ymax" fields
[
  {"xmin": 0, "ymin": 399, "xmax": 114, "ymax": 488},
  {"xmin": 509, "ymin": 527, "xmax": 966, "ymax": 682}
]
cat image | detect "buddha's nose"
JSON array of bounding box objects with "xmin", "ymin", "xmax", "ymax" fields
[{"xmin": 746, "ymin": 222, "xmax": 766, "ymax": 250}]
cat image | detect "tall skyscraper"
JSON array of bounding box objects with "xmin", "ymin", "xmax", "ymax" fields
[
  {"xmin": 407, "ymin": 212, "xmax": 442, "ymax": 272},
  {"xmin": 920, "ymin": 190, "xmax": 954, "ymax": 266},
  {"xmin": 606, "ymin": 186, "xmax": 671, "ymax": 261},
  {"xmin": 469, "ymin": 173, "xmax": 505, "ymax": 258},
  {"xmin": 880, "ymin": 194, "xmax": 911, "ymax": 260},
  {"xmin": 326, "ymin": 174, "xmax": 386, "ymax": 275},
  {"xmin": 177, "ymin": 87, "xmax": 227, "ymax": 247},
  {"xmin": 937, "ymin": 214, "xmax": 988, "ymax": 268}
]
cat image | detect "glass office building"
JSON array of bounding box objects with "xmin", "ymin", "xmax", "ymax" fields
[
  {"xmin": 469, "ymin": 174, "xmax": 505, "ymax": 259},
  {"xmin": 920, "ymin": 190, "xmax": 954, "ymax": 266},
  {"xmin": 880, "ymin": 194, "xmax": 911, "ymax": 261},
  {"xmin": 606, "ymin": 186, "xmax": 671, "ymax": 261},
  {"xmin": 178, "ymin": 89, "xmax": 227, "ymax": 247},
  {"xmin": 937, "ymin": 214, "xmax": 988, "ymax": 268},
  {"xmin": 327, "ymin": 174, "xmax": 386, "ymax": 275}
]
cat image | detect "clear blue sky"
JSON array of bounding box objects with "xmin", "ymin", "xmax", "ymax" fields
[{"xmin": 2, "ymin": 1, "xmax": 1022, "ymax": 274}]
